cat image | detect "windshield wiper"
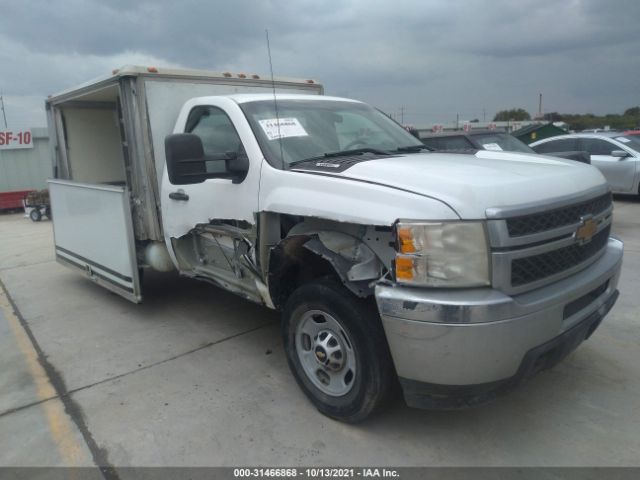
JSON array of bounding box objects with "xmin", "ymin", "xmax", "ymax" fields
[
  {"xmin": 395, "ymin": 145, "xmax": 433, "ymax": 153},
  {"xmin": 289, "ymin": 147, "xmax": 391, "ymax": 168}
]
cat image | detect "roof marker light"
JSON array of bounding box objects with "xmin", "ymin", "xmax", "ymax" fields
[
  {"xmin": 238, "ymin": 73, "xmax": 247, "ymax": 78},
  {"xmin": 112, "ymin": 69, "xmax": 119, "ymax": 75},
  {"xmin": 147, "ymin": 67, "xmax": 158, "ymax": 73},
  {"xmin": 223, "ymin": 72, "xmax": 232, "ymax": 77},
  {"xmin": 306, "ymin": 79, "xmax": 315, "ymax": 84},
  {"xmin": 251, "ymin": 74, "xmax": 260, "ymax": 79}
]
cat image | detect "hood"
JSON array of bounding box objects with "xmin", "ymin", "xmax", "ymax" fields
[{"xmin": 295, "ymin": 150, "xmax": 607, "ymax": 219}]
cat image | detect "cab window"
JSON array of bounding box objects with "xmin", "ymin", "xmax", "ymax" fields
[
  {"xmin": 185, "ymin": 106, "xmax": 246, "ymax": 174},
  {"xmin": 335, "ymin": 112, "xmax": 398, "ymax": 150}
]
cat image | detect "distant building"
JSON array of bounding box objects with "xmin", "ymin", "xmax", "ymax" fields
[
  {"xmin": 413, "ymin": 119, "xmax": 576, "ymax": 139},
  {"xmin": 0, "ymin": 127, "xmax": 51, "ymax": 210},
  {"xmin": 415, "ymin": 120, "xmax": 548, "ymax": 138},
  {"xmin": 511, "ymin": 123, "xmax": 568, "ymax": 145}
]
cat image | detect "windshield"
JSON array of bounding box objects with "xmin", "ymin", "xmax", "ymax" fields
[
  {"xmin": 470, "ymin": 132, "xmax": 535, "ymax": 153},
  {"xmin": 614, "ymin": 135, "xmax": 640, "ymax": 152},
  {"xmin": 239, "ymin": 99, "xmax": 423, "ymax": 168}
]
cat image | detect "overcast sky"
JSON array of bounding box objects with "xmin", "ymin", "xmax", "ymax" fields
[{"xmin": 1, "ymin": 0, "xmax": 639, "ymax": 128}]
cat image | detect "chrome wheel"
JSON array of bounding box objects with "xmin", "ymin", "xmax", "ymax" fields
[{"xmin": 295, "ymin": 309, "xmax": 356, "ymax": 396}]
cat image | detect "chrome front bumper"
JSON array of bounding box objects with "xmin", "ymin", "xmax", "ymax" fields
[{"xmin": 375, "ymin": 237, "xmax": 623, "ymax": 408}]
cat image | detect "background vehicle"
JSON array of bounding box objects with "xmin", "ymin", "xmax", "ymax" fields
[
  {"xmin": 420, "ymin": 130, "xmax": 590, "ymax": 163},
  {"xmin": 46, "ymin": 67, "xmax": 622, "ymax": 422},
  {"xmin": 24, "ymin": 189, "xmax": 51, "ymax": 221},
  {"xmin": 531, "ymin": 133, "xmax": 640, "ymax": 195}
]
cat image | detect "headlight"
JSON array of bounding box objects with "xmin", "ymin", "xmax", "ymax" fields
[{"xmin": 394, "ymin": 221, "xmax": 490, "ymax": 287}]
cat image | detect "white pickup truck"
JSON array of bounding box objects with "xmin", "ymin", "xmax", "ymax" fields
[{"xmin": 46, "ymin": 66, "xmax": 623, "ymax": 422}]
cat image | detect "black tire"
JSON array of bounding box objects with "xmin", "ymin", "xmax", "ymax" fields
[
  {"xmin": 30, "ymin": 208, "xmax": 42, "ymax": 222},
  {"xmin": 282, "ymin": 279, "xmax": 395, "ymax": 423}
]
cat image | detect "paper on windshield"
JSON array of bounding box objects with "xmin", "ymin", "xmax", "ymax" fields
[
  {"xmin": 616, "ymin": 137, "xmax": 631, "ymax": 143},
  {"xmin": 483, "ymin": 143, "xmax": 503, "ymax": 151},
  {"xmin": 258, "ymin": 118, "xmax": 308, "ymax": 141}
]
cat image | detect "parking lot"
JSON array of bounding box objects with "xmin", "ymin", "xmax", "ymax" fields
[{"xmin": 1, "ymin": 197, "xmax": 639, "ymax": 469}]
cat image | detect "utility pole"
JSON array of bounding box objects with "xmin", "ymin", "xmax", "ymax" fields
[
  {"xmin": 400, "ymin": 106, "xmax": 405, "ymax": 125},
  {"xmin": 456, "ymin": 113, "xmax": 459, "ymax": 130},
  {"xmin": 483, "ymin": 108, "xmax": 486, "ymax": 122},
  {"xmin": 538, "ymin": 93, "xmax": 543, "ymax": 119},
  {"xmin": 0, "ymin": 91, "xmax": 7, "ymax": 129}
]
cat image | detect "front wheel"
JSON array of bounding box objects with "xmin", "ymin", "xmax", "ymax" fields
[{"xmin": 282, "ymin": 280, "xmax": 395, "ymax": 422}]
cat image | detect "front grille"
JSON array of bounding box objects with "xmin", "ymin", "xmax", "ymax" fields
[
  {"xmin": 506, "ymin": 192, "xmax": 612, "ymax": 237},
  {"xmin": 511, "ymin": 225, "xmax": 611, "ymax": 287}
]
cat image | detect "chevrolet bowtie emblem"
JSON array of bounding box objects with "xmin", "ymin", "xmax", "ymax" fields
[{"xmin": 575, "ymin": 216, "xmax": 598, "ymax": 244}]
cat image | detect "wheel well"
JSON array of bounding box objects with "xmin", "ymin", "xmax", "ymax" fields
[{"xmin": 268, "ymin": 236, "xmax": 340, "ymax": 310}]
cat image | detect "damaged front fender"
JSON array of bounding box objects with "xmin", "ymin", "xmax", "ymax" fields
[
  {"xmin": 302, "ymin": 231, "xmax": 383, "ymax": 297},
  {"xmin": 267, "ymin": 230, "xmax": 385, "ymax": 309}
]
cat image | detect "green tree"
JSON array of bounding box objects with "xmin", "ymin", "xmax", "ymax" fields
[
  {"xmin": 543, "ymin": 112, "xmax": 563, "ymax": 122},
  {"xmin": 560, "ymin": 109, "xmax": 638, "ymax": 131},
  {"xmin": 623, "ymin": 106, "xmax": 640, "ymax": 117},
  {"xmin": 493, "ymin": 108, "xmax": 531, "ymax": 121}
]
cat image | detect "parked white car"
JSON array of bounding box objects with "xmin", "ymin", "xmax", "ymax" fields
[{"xmin": 531, "ymin": 133, "xmax": 640, "ymax": 195}]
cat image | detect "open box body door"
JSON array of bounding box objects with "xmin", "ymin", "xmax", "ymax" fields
[{"xmin": 48, "ymin": 179, "xmax": 142, "ymax": 303}]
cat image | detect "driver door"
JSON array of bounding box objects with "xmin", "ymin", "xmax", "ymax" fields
[{"xmin": 161, "ymin": 99, "xmax": 263, "ymax": 299}]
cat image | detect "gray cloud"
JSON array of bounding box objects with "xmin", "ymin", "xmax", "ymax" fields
[{"xmin": 1, "ymin": 0, "xmax": 638, "ymax": 127}]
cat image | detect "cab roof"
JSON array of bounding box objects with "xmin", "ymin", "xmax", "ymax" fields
[{"xmin": 226, "ymin": 93, "xmax": 362, "ymax": 104}]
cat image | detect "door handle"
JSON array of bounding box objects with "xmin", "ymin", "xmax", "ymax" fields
[{"xmin": 169, "ymin": 191, "xmax": 189, "ymax": 201}]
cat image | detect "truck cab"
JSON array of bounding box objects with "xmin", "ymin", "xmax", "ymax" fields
[{"xmin": 47, "ymin": 67, "xmax": 623, "ymax": 422}]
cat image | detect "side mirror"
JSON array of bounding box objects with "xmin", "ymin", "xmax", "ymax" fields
[
  {"xmin": 611, "ymin": 150, "xmax": 629, "ymax": 159},
  {"xmin": 165, "ymin": 133, "xmax": 249, "ymax": 185},
  {"xmin": 165, "ymin": 133, "xmax": 207, "ymax": 185}
]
